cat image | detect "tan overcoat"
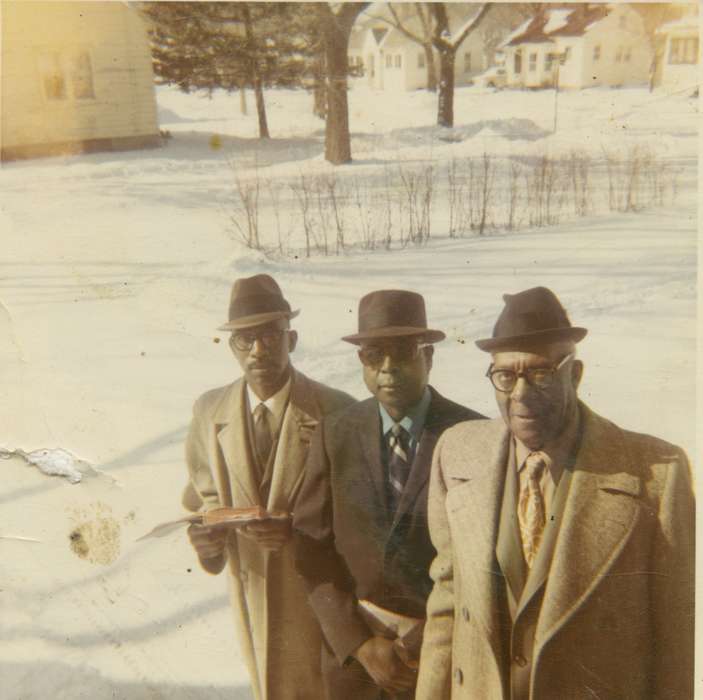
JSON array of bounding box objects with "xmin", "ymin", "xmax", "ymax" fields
[
  {"xmin": 417, "ymin": 403, "xmax": 694, "ymax": 699},
  {"xmin": 183, "ymin": 369, "xmax": 355, "ymax": 700}
]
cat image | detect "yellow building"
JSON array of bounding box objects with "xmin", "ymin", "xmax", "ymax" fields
[{"xmin": 1, "ymin": 1, "xmax": 160, "ymax": 160}]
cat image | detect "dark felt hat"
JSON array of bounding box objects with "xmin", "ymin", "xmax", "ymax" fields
[
  {"xmin": 218, "ymin": 274, "xmax": 299, "ymax": 331},
  {"xmin": 475, "ymin": 286, "xmax": 587, "ymax": 352},
  {"xmin": 342, "ymin": 290, "xmax": 445, "ymax": 345}
]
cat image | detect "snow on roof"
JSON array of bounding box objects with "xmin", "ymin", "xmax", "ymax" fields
[
  {"xmin": 498, "ymin": 17, "xmax": 533, "ymax": 49},
  {"xmin": 506, "ymin": 5, "xmax": 610, "ymax": 46},
  {"xmin": 543, "ymin": 9, "xmax": 571, "ymax": 35}
]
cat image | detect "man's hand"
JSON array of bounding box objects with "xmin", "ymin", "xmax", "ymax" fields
[
  {"xmin": 187, "ymin": 523, "xmax": 227, "ymax": 561},
  {"xmin": 353, "ymin": 636, "xmax": 417, "ymax": 694},
  {"xmin": 241, "ymin": 517, "xmax": 291, "ymax": 552}
]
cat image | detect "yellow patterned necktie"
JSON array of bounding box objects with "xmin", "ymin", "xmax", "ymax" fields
[{"xmin": 518, "ymin": 451, "xmax": 548, "ymax": 568}]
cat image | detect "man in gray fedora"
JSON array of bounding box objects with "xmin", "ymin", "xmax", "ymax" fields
[
  {"xmin": 417, "ymin": 286, "xmax": 694, "ymax": 699},
  {"xmin": 293, "ymin": 289, "xmax": 484, "ymax": 699},
  {"xmin": 182, "ymin": 274, "xmax": 355, "ymax": 700}
]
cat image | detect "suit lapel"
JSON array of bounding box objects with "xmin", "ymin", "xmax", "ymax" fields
[
  {"xmin": 516, "ymin": 464, "xmax": 573, "ymax": 617},
  {"xmin": 267, "ymin": 371, "xmax": 321, "ymax": 511},
  {"xmin": 495, "ymin": 439, "xmax": 526, "ymax": 617},
  {"xmin": 215, "ymin": 380, "xmax": 262, "ymax": 507},
  {"xmin": 390, "ymin": 391, "xmax": 453, "ymax": 530},
  {"xmin": 356, "ymin": 400, "xmax": 390, "ymax": 523},
  {"xmin": 446, "ymin": 419, "xmax": 510, "ymax": 650},
  {"xmin": 534, "ymin": 407, "xmax": 641, "ymax": 651}
]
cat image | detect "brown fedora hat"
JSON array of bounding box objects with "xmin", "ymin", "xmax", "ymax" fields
[
  {"xmin": 342, "ymin": 290, "xmax": 445, "ymax": 345},
  {"xmin": 218, "ymin": 274, "xmax": 299, "ymax": 331},
  {"xmin": 475, "ymin": 286, "xmax": 587, "ymax": 352}
]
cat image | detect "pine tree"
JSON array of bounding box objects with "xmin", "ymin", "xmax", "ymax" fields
[{"xmin": 140, "ymin": 2, "xmax": 317, "ymax": 139}]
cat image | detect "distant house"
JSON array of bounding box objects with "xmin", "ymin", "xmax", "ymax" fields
[
  {"xmin": 1, "ymin": 1, "xmax": 160, "ymax": 161},
  {"xmin": 655, "ymin": 14, "xmax": 699, "ymax": 93},
  {"xmin": 349, "ymin": 4, "xmax": 527, "ymax": 91},
  {"xmin": 501, "ymin": 4, "xmax": 652, "ymax": 89}
]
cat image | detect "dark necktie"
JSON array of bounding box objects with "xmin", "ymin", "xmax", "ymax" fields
[
  {"xmin": 388, "ymin": 423, "xmax": 410, "ymax": 511},
  {"xmin": 253, "ymin": 403, "xmax": 273, "ymax": 471}
]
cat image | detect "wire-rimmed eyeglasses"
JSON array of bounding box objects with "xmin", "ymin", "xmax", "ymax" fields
[
  {"xmin": 486, "ymin": 352, "xmax": 575, "ymax": 393},
  {"xmin": 230, "ymin": 330, "xmax": 287, "ymax": 352}
]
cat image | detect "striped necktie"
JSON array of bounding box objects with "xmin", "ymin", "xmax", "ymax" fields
[
  {"xmin": 388, "ymin": 423, "xmax": 410, "ymax": 510},
  {"xmin": 518, "ymin": 451, "xmax": 548, "ymax": 568}
]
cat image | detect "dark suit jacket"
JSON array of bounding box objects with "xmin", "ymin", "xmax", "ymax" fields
[{"xmin": 293, "ymin": 387, "xmax": 484, "ymax": 673}]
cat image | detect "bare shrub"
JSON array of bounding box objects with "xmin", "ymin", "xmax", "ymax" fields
[
  {"xmin": 567, "ymin": 150, "xmax": 591, "ymax": 217},
  {"xmin": 506, "ymin": 159, "xmax": 522, "ymax": 231},
  {"xmin": 228, "ymin": 174, "xmax": 262, "ymax": 250},
  {"xmin": 477, "ymin": 153, "xmax": 494, "ymax": 236},
  {"xmin": 291, "ymin": 174, "xmax": 315, "ymax": 258}
]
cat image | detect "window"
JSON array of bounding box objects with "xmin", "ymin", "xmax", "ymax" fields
[
  {"xmin": 624, "ymin": 47, "xmax": 631, "ymax": 62},
  {"xmin": 464, "ymin": 51, "xmax": 471, "ymax": 73},
  {"xmin": 395, "ymin": 54, "xmax": 402, "ymax": 69},
  {"xmin": 544, "ymin": 54, "xmax": 552, "ymax": 71},
  {"xmin": 615, "ymin": 46, "xmax": 622, "ymax": 63},
  {"xmin": 385, "ymin": 53, "xmax": 392, "ymax": 68},
  {"xmin": 529, "ymin": 53, "xmax": 537, "ymax": 72},
  {"xmin": 39, "ymin": 52, "xmax": 66, "ymax": 100},
  {"xmin": 39, "ymin": 49, "xmax": 95, "ymax": 100},
  {"xmin": 514, "ymin": 50, "xmax": 522, "ymax": 73},
  {"xmin": 418, "ymin": 52, "xmax": 425, "ymax": 69},
  {"xmin": 669, "ymin": 37, "xmax": 699, "ymax": 65},
  {"xmin": 593, "ymin": 45, "xmax": 601, "ymax": 62},
  {"xmin": 560, "ymin": 47, "xmax": 571, "ymax": 65}
]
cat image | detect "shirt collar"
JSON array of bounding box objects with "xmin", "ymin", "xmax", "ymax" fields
[
  {"xmin": 247, "ymin": 375, "xmax": 292, "ymax": 424},
  {"xmin": 515, "ymin": 403, "xmax": 581, "ymax": 480},
  {"xmin": 379, "ymin": 386, "xmax": 431, "ymax": 442}
]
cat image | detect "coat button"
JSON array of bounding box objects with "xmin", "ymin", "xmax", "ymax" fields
[
  {"xmin": 462, "ymin": 607, "xmax": 470, "ymax": 622},
  {"xmin": 513, "ymin": 654, "xmax": 528, "ymax": 668},
  {"xmin": 454, "ymin": 668, "xmax": 463, "ymax": 685}
]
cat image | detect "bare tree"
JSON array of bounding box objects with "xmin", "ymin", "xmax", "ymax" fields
[{"xmin": 431, "ymin": 3, "xmax": 490, "ymax": 127}]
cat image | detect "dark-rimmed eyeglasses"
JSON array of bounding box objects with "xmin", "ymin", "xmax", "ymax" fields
[
  {"xmin": 230, "ymin": 330, "xmax": 286, "ymax": 352},
  {"xmin": 358, "ymin": 343, "xmax": 429, "ymax": 368},
  {"xmin": 486, "ymin": 352, "xmax": 575, "ymax": 393}
]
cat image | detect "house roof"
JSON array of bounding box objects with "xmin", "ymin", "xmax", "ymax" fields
[
  {"xmin": 656, "ymin": 15, "xmax": 699, "ymax": 35},
  {"xmin": 371, "ymin": 27, "xmax": 389, "ymax": 46},
  {"xmin": 505, "ymin": 4, "xmax": 610, "ymax": 46}
]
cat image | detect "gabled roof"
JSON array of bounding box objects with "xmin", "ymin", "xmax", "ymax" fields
[
  {"xmin": 371, "ymin": 27, "xmax": 388, "ymax": 46},
  {"xmin": 506, "ymin": 5, "xmax": 610, "ymax": 46}
]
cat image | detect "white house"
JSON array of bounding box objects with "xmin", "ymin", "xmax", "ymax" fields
[
  {"xmin": 1, "ymin": 1, "xmax": 160, "ymax": 161},
  {"xmin": 655, "ymin": 14, "xmax": 699, "ymax": 93},
  {"xmin": 349, "ymin": 4, "xmax": 528, "ymax": 91},
  {"xmin": 502, "ymin": 4, "xmax": 653, "ymax": 90}
]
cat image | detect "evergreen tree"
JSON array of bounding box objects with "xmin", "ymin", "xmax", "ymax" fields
[{"xmin": 140, "ymin": 2, "xmax": 317, "ymax": 139}]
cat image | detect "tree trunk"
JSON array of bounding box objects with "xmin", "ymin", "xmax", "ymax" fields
[
  {"xmin": 253, "ymin": 77, "xmax": 270, "ymax": 139},
  {"xmin": 243, "ymin": 3, "xmax": 269, "ymax": 139},
  {"xmin": 437, "ymin": 48, "xmax": 455, "ymax": 127},
  {"xmin": 239, "ymin": 82, "xmax": 248, "ymax": 115},
  {"xmin": 319, "ymin": 3, "xmax": 368, "ymax": 165},
  {"xmin": 424, "ymin": 43, "xmax": 437, "ymax": 92},
  {"xmin": 313, "ymin": 52, "xmax": 327, "ymax": 119}
]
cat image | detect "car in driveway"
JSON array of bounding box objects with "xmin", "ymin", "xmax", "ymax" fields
[{"xmin": 471, "ymin": 65, "xmax": 507, "ymax": 89}]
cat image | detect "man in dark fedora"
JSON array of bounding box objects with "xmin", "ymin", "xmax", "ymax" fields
[
  {"xmin": 293, "ymin": 289, "xmax": 484, "ymax": 699},
  {"xmin": 417, "ymin": 286, "xmax": 694, "ymax": 700},
  {"xmin": 182, "ymin": 274, "xmax": 355, "ymax": 700}
]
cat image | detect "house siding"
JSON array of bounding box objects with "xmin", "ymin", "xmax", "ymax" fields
[{"xmin": 1, "ymin": 1, "xmax": 160, "ymax": 160}]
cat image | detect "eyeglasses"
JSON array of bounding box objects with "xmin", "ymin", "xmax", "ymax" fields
[
  {"xmin": 358, "ymin": 343, "xmax": 429, "ymax": 368},
  {"xmin": 486, "ymin": 352, "xmax": 574, "ymax": 393},
  {"xmin": 230, "ymin": 330, "xmax": 286, "ymax": 352}
]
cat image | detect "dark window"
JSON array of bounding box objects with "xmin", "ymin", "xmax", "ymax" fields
[
  {"xmin": 669, "ymin": 37, "xmax": 699, "ymax": 65},
  {"xmin": 418, "ymin": 52, "xmax": 425, "ymax": 69},
  {"xmin": 593, "ymin": 45, "xmax": 601, "ymax": 61},
  {"xmin": 71, "ymin": 51, "xmax": 95, "ymax": 99}
]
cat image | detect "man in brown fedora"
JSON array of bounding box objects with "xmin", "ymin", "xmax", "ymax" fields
[
  {"xmin": 417, "ymin": 286, "xmax": 694, "ymax": 700},
  {"xmin": 293, "ymin": 289, "xmax": 484, "ymax": 699},
  {"xmin": 182, "ymin": 274, "xmax": 355, "ymax": 700}
]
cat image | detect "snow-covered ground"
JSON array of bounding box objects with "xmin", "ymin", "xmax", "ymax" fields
[{"xmin": 0, "ymin": 83, "xmax": 697, "ymax": 699}]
